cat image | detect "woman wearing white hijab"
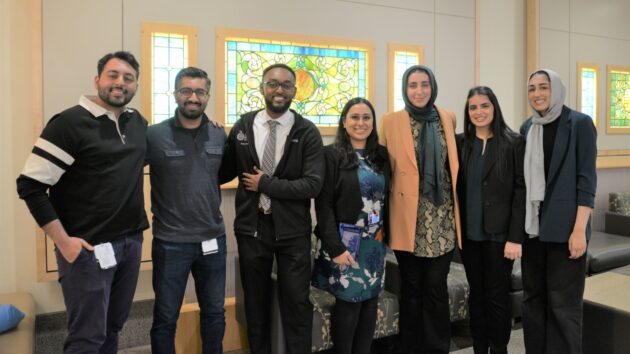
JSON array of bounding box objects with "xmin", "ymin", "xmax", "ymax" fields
[{"xmin": 520, "ymin": 69, "xmax": 597, "ymax": 354}]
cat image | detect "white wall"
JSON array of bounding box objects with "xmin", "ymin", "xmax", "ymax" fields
[
  {"xmin": 540, "ymin": 0, "xmax": 630, "ymax": 149},
  {"xmin": 478, "ymin": 0, "xmax": 527, "ymax": 130}
]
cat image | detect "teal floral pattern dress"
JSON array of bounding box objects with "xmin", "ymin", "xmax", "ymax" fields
[{"xmin": 312, "ymin": 152, "xmax": 387, "ymax": 303}]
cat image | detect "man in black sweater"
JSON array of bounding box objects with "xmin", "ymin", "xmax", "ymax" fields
[
  {"xmin": 16, "ymin": 51, "xmax": 148, "ymax": 354},
  {"xmin": 222, "ymin": 63, "xmax": 324, "ymax": 354}
]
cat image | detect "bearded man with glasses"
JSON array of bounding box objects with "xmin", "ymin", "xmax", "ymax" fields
[
  {"xmin": 222, "ymin": 63, "xmax": 324, "ymax": 354},
  {"xmin": 146, "ymin": 67, "xmax": 231, "ymax": 354}
]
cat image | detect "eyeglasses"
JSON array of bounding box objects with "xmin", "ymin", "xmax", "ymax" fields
[
  {"xmin": 176, "ymin": 88, "xmax": 209, "ymax": 98},
  {"xmin": 263, "ymin": 81, "xmax": 295, "ymax": 91}
]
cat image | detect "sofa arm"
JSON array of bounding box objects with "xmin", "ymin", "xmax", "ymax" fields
[{"xmin": 605, "ymin": 212, "xmax": 630, "ymax": 237}]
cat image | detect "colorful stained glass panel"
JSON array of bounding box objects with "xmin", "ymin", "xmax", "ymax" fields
[
  {"xmin": 394, "ymin": 51, "xmax": 420, "ymax": 111},
  {"xmin": 152, "ymin": 33, "xmax": 188, "ymax": 124},
  {"xmin": 580, "ymin": 68, "xmax": 597, "ymax": 120},
  {"xmin": 610, "ymin": 70, "xmax": 630, "ymax": 128},
  {"xmin": 225, "ymin": 39, "xmax": 369, "ymax": 125}
]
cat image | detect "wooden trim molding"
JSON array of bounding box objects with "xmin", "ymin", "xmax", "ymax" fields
[
  {"xmin": 597, "ymin": 149, "xmax": 630, "ymax": 169},
  {"xmin": 526, "ymin": 0, "xmax": 540, "ymax": 118},
  {"xmin": 215, "ymin": 27, "xmax": 375, "ymax": 136},
  {"xmin": 526, "ymin": 0, "xmax": 539, "ymax": 77}
]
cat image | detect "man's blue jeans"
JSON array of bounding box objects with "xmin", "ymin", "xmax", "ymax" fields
[{"xmin": 150, "ymin": 235, "xmax": 227, "ymax": 354}]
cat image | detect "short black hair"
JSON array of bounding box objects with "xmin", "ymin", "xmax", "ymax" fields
[
  {"xmin": 174, "ymin": 67, "xmax": 211, "ymax": 91},
  {"xmin": 97, "ymin": 51, "xmax": 140, "ymax": 78},
  {"xmin": 262, "ymin": 63, "xmax": 296, "ymax": 80}
]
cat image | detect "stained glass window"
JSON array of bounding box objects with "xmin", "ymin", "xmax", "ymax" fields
[
  {"xmin": 394, "ymin": 51, "xmax": 421, "ymax": 111},
  {"xmin": 151, "ymin": 33, "xmax": 189, "ymax": 124},
  {"xmin": 608, "ymin": 66, "xmax": 630, "ymax": 133},
  {"xmin": 224, "ymin": 38, "xmax": 369, "ymax": 125},
  {"xmin": 579, "ymin": 67, "xmax": 597, "ymax": 121},
  {"xmin": 140, "ymin": 23, "xmax": 197, "ymax": 125}
]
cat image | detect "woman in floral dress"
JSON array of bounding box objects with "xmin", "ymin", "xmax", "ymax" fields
[{"xmin": 312, "ymin": 97, "xmax": 390, "ymax": 354}]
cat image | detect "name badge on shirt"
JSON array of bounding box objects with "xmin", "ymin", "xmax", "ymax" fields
[
  {"xmin": 202, "ymin": 239, "xmax": 219, "ymax": 255},
  {"xmin": 368, "ymin": 210, "xmax": 380, "ymax": 226},
  {"xmin": 94, "ymin": 242, "xmax": 117, "ymax": 269}
]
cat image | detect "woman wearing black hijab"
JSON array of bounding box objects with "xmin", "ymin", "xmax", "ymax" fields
[{"xmin": 379, "ymin": 65, "xmax": 461, "ymax": 353}]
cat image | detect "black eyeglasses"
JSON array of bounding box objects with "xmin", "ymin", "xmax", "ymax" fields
[
  {"xmin": 263, "ymin": 81, "xmax": 295, "ymax": 91},
  {"xmin": 176, "ymin": 88, "xmax": 209, "ymax": 98}
]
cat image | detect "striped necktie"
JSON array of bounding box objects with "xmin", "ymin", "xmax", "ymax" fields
[{"xmin": 259, "ymin": 120, "xmax": 278, "ymax": 212}]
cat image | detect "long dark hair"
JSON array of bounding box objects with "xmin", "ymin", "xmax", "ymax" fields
[
  {"xmin": 462, "ymin": 86, "xmax": 517, "ymax": 181},
  {"xmin": 334, "ymin": 97, "xmax": 386, "ymax": 172}
]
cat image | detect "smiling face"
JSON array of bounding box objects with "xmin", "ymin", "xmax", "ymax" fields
[
  {"xmin": 175, "ymin": 77, "xmax": 210, "ymax": 121},
  {"xmin": 343, "ymin": 103, "xmax": 374, "ymax": 149},
  {"xmin": 467, "ymin": 94, "xmax": 494, "ymax": 132},
  {"xmin": 94, "ymin": 58, "xmax": 138, "ymax": 112},
  {"xmin": 406, "ymin": 71, "xmax": 432, "ymax": 108},
  {"xmin": 528, "ymin": 73, "xmax": 552, "ymax": 115},
  {"xmin": 260, "ymin": 67, "xmax": 296, "ymax": 118}
]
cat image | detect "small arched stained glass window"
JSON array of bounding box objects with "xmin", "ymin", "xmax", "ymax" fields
[{"xmin": 151, "ymin": 33, "xmax": 189, "ymax": 124}]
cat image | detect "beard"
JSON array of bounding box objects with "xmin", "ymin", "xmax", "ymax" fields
[
  {"xmin": 265, "ymin": 96, "xmax": 293, "ymax": 114},
  {"xmin": 179, "ymin": 102, "xmax": 205, "ymax": 120},
  {"xmin": 97, "ymin": 86, "xmax": 133, "ymax": 108}
]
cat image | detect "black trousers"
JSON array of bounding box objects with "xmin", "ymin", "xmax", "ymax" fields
[
  {"xmin": 461, "ymin": 239, "xmax": 514, "ymax": 354},
  {"xmin": 236, "ymin": 213, "xmax": 313, "ymax": 354},
  {"xmin": 522, "ymin": 237, "xmax": 587, "ymax": 354},
  {"xmin": 331, "ymin": 296, "xmax": 379, "ymax": 354},
  {"xmin": 395, "ymin": 250, "xmax": 453, "ymax": 354}
]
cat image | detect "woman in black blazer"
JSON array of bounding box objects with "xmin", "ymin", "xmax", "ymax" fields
[
  {"xmin": 520, "ymin": 69, "xmax": 597, "ymax": 354},
  {"xmin": 456, "ymin": 86, "xmax": 526, "ymax": 354},
  {"xmin": 311, "ymin": 97, "xmax": 390, "ymax": 354}
]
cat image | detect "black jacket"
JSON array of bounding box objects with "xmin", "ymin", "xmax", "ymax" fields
[
  {"xmin": 314, "ymin": 144, "xmax": 391, "ymax": 257},
  {"xmin": 221, "ymin": 109, "xmax": 324, "ymax": 239},
  {"xmin": 520, "ymin": 106, "xmax": 597, "ymax": 242},
  {"xmin": 456, "ymin": 133, "xmax": 526, "ymax": 244}
]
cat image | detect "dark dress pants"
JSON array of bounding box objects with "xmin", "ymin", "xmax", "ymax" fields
[
  {"xmin": 461, "ymin": 238, "xmax": 514, "ymax": 354},
  {"xmin": 331, "ymin": 296, "xmax": 379, "ymax": 354},
  {"xmin": 394, "ymin": 250, "xmax": 453, "ymax": 354},
  {"xmin": 236, "ymin": 213, "xmax": 313, "ymax": 354},
  {"xmin": 522, "ymin": 237, "xmax": 587, "ymax": 354},
  {"xmin": 55, "ymin": 233, "xmax": 143, "ymax": 354}
]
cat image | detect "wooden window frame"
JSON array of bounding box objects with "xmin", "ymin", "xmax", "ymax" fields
[
  {"xmin": 215, "ymin": 27, "xmax": 375, "ymax": 136},
  {"xmin": 387, "ymin": 43, "xmax": 424, "ymax": 113},
  {"xmin": 140, "ymin": 22, "xmax": 198, "ymax": 124},
  {"xmin": 576, "ymin": 62, "xmax": 599, "ymax": 128},
  {"xmin": 606, "ymin": 64, "xmax": 630, "ymax": 134}
]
